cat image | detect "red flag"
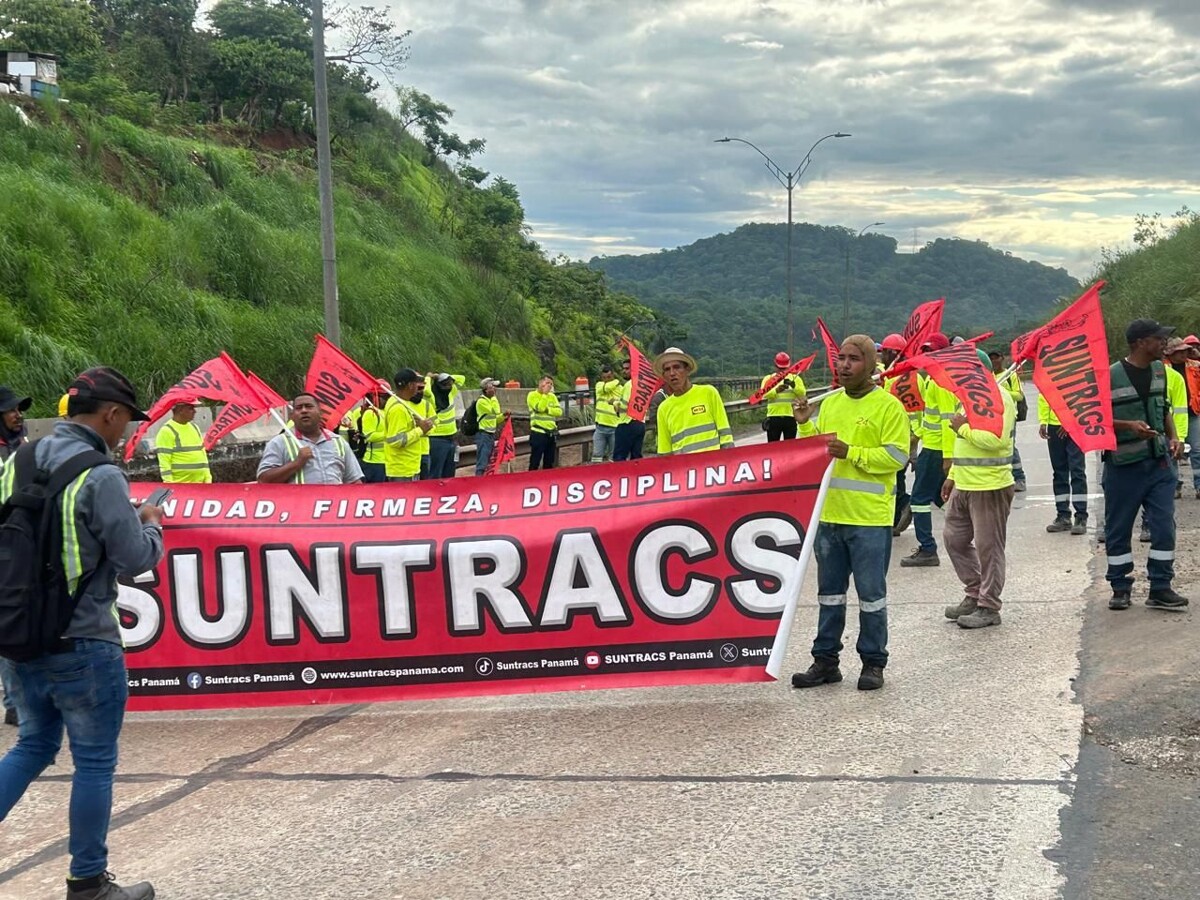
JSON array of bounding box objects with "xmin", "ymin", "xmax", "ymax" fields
[
  {"xmin": 885, "ymin": 342, "xmax": 1006, "ymax": 437},
  {"xmin": 749, "ymin": 353, "xmax": 817, "ymax": 405},
  {"xmin": 204, "ymin": 372, "xmax": 288, "ymax": 450},
  {"xmin": 815, "ymin": 318, "xmax": 841, "ymax": 387},
  {"xmin": 619, "ymin": 337, "xmax": 664, "ymax": 423},
  {"xmin": 1011, "ymin": 281, "xmax": 1114, "ymax": 452},
  {"xmin": 124, "ymin": 352, "xmax": 268, "ymax": 460},
  {"xmin": 485, "ymin": 416, "xmax": 515, "ymax": 475},
  {"xmin": 304, "ymin": 335, "xmax": 378, "ymax": 430},
  {"xmin": 898, "ymin": 298, "xmax": 946, "ymax": 359},
  {"xmin": 888, "ymin": 371, "xmax": 924, "ymax": 414}
]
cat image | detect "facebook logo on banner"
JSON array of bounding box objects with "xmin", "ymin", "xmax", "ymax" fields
[{"xmin": 187, "ymin": 673, "xmax": 202, "ymax": 690}]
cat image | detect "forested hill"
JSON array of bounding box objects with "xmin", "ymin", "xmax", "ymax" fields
[
  {"xmin": 0, "ymin": 0, "xmax": 666, "ymax": 415},
  {"xmin": 590, "ymin": 223, "xmax": 1081, "ymax": 374}
]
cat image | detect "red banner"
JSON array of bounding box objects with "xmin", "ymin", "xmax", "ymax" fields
[
  {"xmin": 125, "ymin": 352, "xmax": 267, "ymax": 460},
  {"xmin": 205, "ymin": 372, "xmax": 287, "ymax": 450},
  {"xmin": 484, "ymin": 417, "xmax": 515, "ymax": 475},
  {"xmin": 118, "ymin": 440, "xmax": 830, "ymax": 709},
  {"xmin": 620, "ymin": 337, "xmax": 663, "ymax": 423},
  {"xmin": 888, "ymin": 371, "xmax": 924, "ymax": 414},
  {"xmin": 1012, "ymin": 281, "xmax": 1114, "ymax": 452},
  {"xmin": 899, "ymin": 298, "xmax": 946, "ymax": 359},
  {"xmin": 885, "ymin": 342, "xmax": 1005, "ymax": 437},
  {"xmin": 304, "ymin": 335, "xmax": 379, "ymax": 430},
  {"xmin": 749, "ymin": 353, "xmax": 816, "ymax": 405},
  {"xmin": 815, "ymin": 318, "xmax": 841, "ymax": 387}
]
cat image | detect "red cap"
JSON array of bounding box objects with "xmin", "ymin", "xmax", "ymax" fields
[
  {"xmin": 774, "ymin": 352, "xmax": 790, "ymax": 367},
  {"xmin": 881, "ymin": 333, "xmax": 905, "ymax": 352},
  {"xmin": 1184, "ymin": 334, "xmax": 1200, "ymax": 347},
  {"xmin": 921, "ymin": 333, "xmax": 951, "ymax": 352}
]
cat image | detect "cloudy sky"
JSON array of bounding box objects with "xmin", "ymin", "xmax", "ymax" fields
[{"xmin": 388, "ymin": 0, "xmax": 1200, "ymax": 277}]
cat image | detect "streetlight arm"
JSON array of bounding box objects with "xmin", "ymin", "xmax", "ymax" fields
[
  {"xmin": 788, "ymin": 131, "xmax": 851, "ymax": 182},
  {"xmin": 714, "ymin": 137, "xmax": 788, "ymax": 189}
]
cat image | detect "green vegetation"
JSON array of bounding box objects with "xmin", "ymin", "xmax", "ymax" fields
[
  {"xmin": 1092, "ymin": 209, "xmax": 1200, "ymax": 349},
  {"xmin": 0, "ymin": 0, "xmax": 665, "ymax": 414},
  {"xmin": 591, "ymin": 223, "xmax": 1081, "ymax": 374}
]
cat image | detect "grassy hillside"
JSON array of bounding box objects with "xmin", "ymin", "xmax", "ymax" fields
[
  {"xmin": 0, "ymin": 100, "xmax": 648, "ymax": 414},
  {"xmin": 591, "ymin": 223, "xmax": 1081, "ymax": 373}
]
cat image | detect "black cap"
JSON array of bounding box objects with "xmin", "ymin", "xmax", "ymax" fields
[
  {"xmin": 394, "ymin": 367, "xmax": 421, "ymax": 387},
  {"xmin": 1126, "ymin": 319, "xmax": 1174, "ymax": 345},
  {"xmin": 67, "ymin": 367, "xmax": 150, "ymax": 421},
  {"xmin": 0, "ymin": 386, "xmax": 32, "ymax": 414},
  {"xmin": 987, "ymin": 350, "xmax": 1002, "ymax": 359}
]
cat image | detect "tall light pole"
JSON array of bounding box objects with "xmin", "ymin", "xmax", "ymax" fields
[
  {"xmin": 843, "ymin": 222, "xmax": 883, "ymax": 336},
  {"xmin": 312, "ymin": 0, "xmax": 340, "ymax": 344},
  {"xmin": 715, "ymin": 132, "xmax": 850, "ymax": 357}
]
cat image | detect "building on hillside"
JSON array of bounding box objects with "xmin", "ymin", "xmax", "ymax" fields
[{"xmin": 0, "ymin": 50, "xmax": 60, "ymax": 100}]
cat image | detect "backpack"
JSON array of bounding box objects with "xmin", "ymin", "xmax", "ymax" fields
[
  {"xmin": 461, "ymin": 398, "xmax": 481, "ymax": 437},
  {"xmin": 0, "ymin": 441, "xmax": 115, "ymax": 662},
  {"xmin": 347, "ymin": 410, "xmax": 369, "ymax": 459}
]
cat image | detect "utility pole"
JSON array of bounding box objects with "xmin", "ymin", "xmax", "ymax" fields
[{"xmin": 312, "ymin": 0, "xmax": 340, "ymax": 345}]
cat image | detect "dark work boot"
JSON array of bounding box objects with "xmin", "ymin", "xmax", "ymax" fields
[
  {"xmin": 857, "ymin": 664, "xmax": 885, "ymax": 691},
  {"xmin": 1046, "ymin": 515, "xmax": 1071, "ymax": 533},
  {"xmin": 66, "ymin": 872, "xmax": 155, "ymax": 900},
  {"xmin": 3, "ymin": 707, "xmax": 16, "ymax": 726},
  {"xmin": 1147, "ymin": 588, "xmax": 1189, "ymax": 610},
  {"xmin": 791, "ymin": 656, "xmax": 842, "ymax": 688},
  {"xmin": 892, "ymin": 503, "xmax": 913, "ymax": 537},
  {"xmin": 1070, "ymin": 514, "xmax": 1087, "ymax": 536},
  {"xmin": 1139, "ymin": 524, "xmax": 1152, "ymax": 543},
  {"xmin": 944, "ymin": 596, "xmax": 978, "ymax": 620},
  {"xmin": 900, "ymin": 548, "xmax": 939, "ymax": 567},
  {"xmin": 1108, "ymin": 591, "xmax": 1131, "ymax": 610}
]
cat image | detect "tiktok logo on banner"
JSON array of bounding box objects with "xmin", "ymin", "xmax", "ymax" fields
[
  {"xmin": 187, "ymin": 673, "xmax": 202, "ymax": 690},
  {"xmin": 475, "ymin": 658, "xmax": 494, "ymax": 676}
]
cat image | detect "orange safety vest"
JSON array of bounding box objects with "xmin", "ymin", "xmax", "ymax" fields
[{"xmin": 1187, "ymin": 362, "xmax": 1200, "ymax": 416}]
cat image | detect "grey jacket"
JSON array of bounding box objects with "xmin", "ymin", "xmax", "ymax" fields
[{"xmin": 34, "ymin": 422, "xmax": 164, "ymax": 645}]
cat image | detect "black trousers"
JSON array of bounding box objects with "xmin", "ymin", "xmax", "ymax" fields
[
  {"xmin": 529, "ymin": 431, "xmax": 557, "ymax": 470},
  {"xmin": 765, "ymin": 416, "xmax": 798, "ymax": 442}
]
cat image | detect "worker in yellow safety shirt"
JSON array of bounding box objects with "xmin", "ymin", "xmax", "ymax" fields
[
  {"xmin": 473, "ymin": 377, "xmax": 506, "ymax": 475},
  {"xmin": 941, "ymin": 348, "xmax": 1017, "ymax": 630},
  {"xmin": 761, "ymin": 351, "xmax": 805, "ymax": 442},
  {"xmin": 1039, "ymin": 390, "xmax": 1088, "ymax": 535},
  {"xmin": 790, "ymin": 335, "xmax": 910, "ymax": 692},
  {"xmin": 593, "ymin": 363, "xmax": 622, "ymax": 462},
  {"xmin": 900, "ymin": 332, "xmax": 954, "ymax": 568},
  {"xmin": 527, "ymin": 375, "xmax": 563, "ymax": 469},
  {"xmin": 426, "ymin": 372, "xmax": 466, "ymax": 479},
  {"xmin": 154, "ymin": 398, "xmax": 212, "ymax": 483},
  {"xmin": 988, "ymin": 349, "xmax": 1027, "ymax": 492},
  {"xmin": 353, "ymin": 390, "xmax": 388, "ymax": 483},
  {"xmin": 383, "ymin": 368, "xmax": 434, "ymax": 482},
  {"xmin": 654, "ymin": 347, "xmax": 733, "ymax": 455}
]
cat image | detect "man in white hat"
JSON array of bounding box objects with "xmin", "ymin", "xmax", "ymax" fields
[
  {"xmin": 654, "ymin": 348, "xmax": 733, "ymax": 455},
  {"xmin": 154, "ymin": 397, "xmax": 212, "ymax": 483}
]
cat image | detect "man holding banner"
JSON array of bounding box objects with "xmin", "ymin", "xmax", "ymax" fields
[
  {"xmin": 1105, "ymin": 319, "xmax": 1188, "ymax": 611},
  {"xmin": 790, "ymin": 336, "xmax": 910, "ymax": 691}
]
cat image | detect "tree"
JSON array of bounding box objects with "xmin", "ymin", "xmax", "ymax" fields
[
  {"xmin": 0, "ymin": 0, "xmax": 101, "ymax": 64},
  {"xmin": 326, "ymin": 5, "xmax": 410, "ymax": 81}
]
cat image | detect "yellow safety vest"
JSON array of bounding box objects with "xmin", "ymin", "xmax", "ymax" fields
[
  {"xmin": 798, "ymin": 387, "xmax": 910, "ymax": 527},
  {"xmin": 595, "ymin": 379, "xmax": 622, "ymax": 428},
  {"xmin": 427, "ymin": 375, "xmax": 465, "ymax": 438},
  {"xmin": 383, "ymin": 396, "xmax": 424, "ymax": 478},
  {"xmin": 155, "ymin": 420, "xmax": 212, "ymax": 484},
  {"xmin": 617, "ymin": 381, "xmax": 634, "ymax": 426},
  {"xmin": 476, "ymin": 395, "xmax": 502, "ymax": 433},
  {"xmin": 655, "ymin": 384, "xmax": 734, "ymax": 455},
  {"xmin": 945, "ymin": 391, "xmax": 1016, "ymax": 491},
  {"xmin": 357, "ymin": 406, "xmax": 386, "ymax": 464},
  {"xmin": 280, "ymin": 429, "xmax": 347, "ymax": 485},
  {"xmin": 761, "ymin": 372, "xmax": 806, "ymax": 418},
  {"xmin": 917, "ymin": 376, "xmax": 956, "ymax": 453},
  {"xmin": 1167, "ymin": 365, "xmax": 1188, "ymax": 442},
  {"xmin": 528, "ymin": 391, "xmax": 563, "ymax": 434}
]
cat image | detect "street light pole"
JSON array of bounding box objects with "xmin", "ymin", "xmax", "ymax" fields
[
  {"xmin": 715, "ymin": 132, "xmax": 850, "ymax": 358},
  {"xmin": 842, "ymin": 222, "xmax": 883, "ymax": 336},
  {"xmin": 312, "ymin": 0, "xmax": 340, "ymax": 345}
]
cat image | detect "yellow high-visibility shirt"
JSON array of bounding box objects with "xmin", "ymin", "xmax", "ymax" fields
[
  {"xmin": 946, "ymin": 391, "xmax": 1016, "ymax": 491},
  {"xmin": 154, "ymin": 420, "xmax": 212, "ymax": 484},
  {"xmin": 1037, "ymin": 394, "xmax": 1061, "ymax": 426},
  {"xmin": 761, "ymin": 372, "xmax": 806, "ymax": 418},
  {"xmin": 917, "ymin": 376, "xmax": 956, "ymax": 453},
  {"xmin": 383, "ymin": 396, "xmax": 424, "ymax": 478},
  {"xmin": 357, "ymin": 406, "xmax": 386, "ymax": 464},
  {"xmin": 528, "ymin": 391, "xmax": 563, "ymax": 433},
  {"xmin": 1167, "ymin": 365, "xmax": 1188, "ymax": 441},
  {"xmin": 595, "ymin": 379, "xmax": 622, "ymax": 428},
  {"xmin": 655, "ymin": 384, "xmax": 733, "ymax": 455},
  {"xmin": 427, "ymin": 375, "xmax": 465, "ymax": 437},
  {"xmin": 798, "ymin": 387, "xmax": 910, "ymax": 526},
  {"xmin": 476, "ymin": 395, "xmax": 502, "ymax": 433}
]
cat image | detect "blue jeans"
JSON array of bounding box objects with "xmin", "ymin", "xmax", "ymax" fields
[
  {"xmin": 1048, "ymin": 425, "xmax": 1087, "ymax": 518},
  {"xmin": 529, "ymin": 431, "xmax": 557, "ymax": 470},
  {"xmin": 475, "ymin": 430, "xmax": 495, "ymax": 476},
  {"xmin": 910, "ymin": 448, "xmax": 944, "ymax": 552},
  {"xmin": 428, "ymin": 437, "xmax": 457, "ymax": 479},
  {"xmin": 1103, "ymin": 456, "xmax": 1176, "ymax": 592},
  {"xmin": 0, "ymin": 639, "xmax": 128, "ymax": 878},
  {"xmin": 1188, "ymin": 416, "xmax": 1200, "ymax": 490},
  {"xmin": 360, "ymin": 461, "xmax": 387, "ymax": 483},
  {"xmin": 813, "ymin": 523, "xmax": 892, "ymax": 667},
  {"xmin": 1, "ymin": 670, "xmax": 13, "ymax": 711},
  {"xmin": 592, "ymin": 424, "xmax": 616, "ymax": 462},
  {"xmin": 613, "ymin": 422, "xmax": 645, "ymax": 461},
  {"xmin": 1011, "ymin": 426, "xmax": 1026, "ymax": 482}
]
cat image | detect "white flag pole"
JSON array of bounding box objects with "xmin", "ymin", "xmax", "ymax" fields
[{"xmin": 766, "ymin": 458, "xmax": 835, "ymax": 680}]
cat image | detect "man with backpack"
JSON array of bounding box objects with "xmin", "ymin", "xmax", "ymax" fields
[
  {"xmin": 469, "ymin": 378, "xmax": 505, "ymax": 476},
  {"xmin": 0, "ymin": 367, "xmax": 166, "ymax": 900}
]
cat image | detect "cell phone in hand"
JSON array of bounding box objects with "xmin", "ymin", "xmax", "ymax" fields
[{"xmin": 144, "ymin": 487, "xmax": 173, "ymax": 507}]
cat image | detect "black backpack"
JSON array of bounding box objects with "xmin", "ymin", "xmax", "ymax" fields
[
  {"xmin": 0, "ymin": 441, "xmax": 115, "ymax": 662},
  {"xmin": 461, "ymin": 398, "xmax": 481, "ymax": 437}
]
